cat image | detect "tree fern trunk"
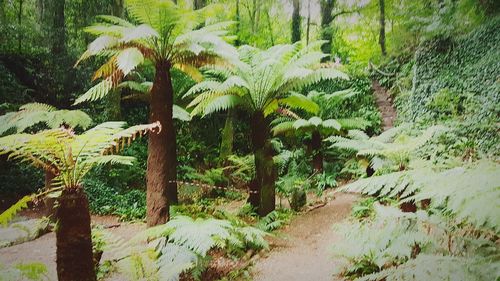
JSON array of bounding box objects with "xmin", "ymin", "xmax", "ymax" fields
[
  {"xmin": 56, "ymin": 188, "xmax": 96, "ymax": 281},
  {"xmin": 249, "ymin": 111, "xmax": 276, "ymax": 216},
  {"xmin": 320, "ymin": 0, "xmax": 334, "ymax": 61},
  {"xmin": 146, "ymin": 61, "xmax": 177, "ymax": 227},
  {"xmin": 311, "ymin": 130, "xmax": 323, "ymax": 173}
]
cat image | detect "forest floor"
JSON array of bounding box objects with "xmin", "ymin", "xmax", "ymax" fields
[{"xmin": 251, "ymin": 192, "xmax": 358, "ymax": 281}]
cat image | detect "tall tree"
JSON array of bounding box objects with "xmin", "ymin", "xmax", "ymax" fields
[
  {"xmin": 75, "ymin": 0, "xmax": 236, "ymax": 226},
  {"xmin": 291, "ymin": 0, "xmax": 301, "ymax": 43},
  {"xmin": 193, "ymin": 0, "xmax": 206, "ymax": 10},
  {"xmin": 320, "ymin": 0, "xmax": 334, "ymax": 61},
  {"xmin": 0, "ymin": 120, "xmax": 159, "ymax": 281},
  {"xmin": 51, "ymin": 0, "xmax": 65, "ymax": 55},
  {"xmin": 187, "ymin": 42, "xmax": 347, "ymax": 216},
  {"xmin": 379, "ymin": 0, "xmax": 387, "ymax": 56}
]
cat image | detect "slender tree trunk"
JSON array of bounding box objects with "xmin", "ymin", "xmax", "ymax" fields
[
  {"xmin": 219, "ymin": 110, "xmax": 234, "ymax": 164},
  {"xmin": 56, "ymin": 188, "xmax": 96, "ymax": 281},
  {"xmin": 18, "ymin": 0, "xmax": 23, "ymax": 52},
  {"xmin": 311, "ymin": 130, "xmax": 323, "ymax": 173},
  {"xmin": 265, "ymin": 10, "xmax": 274, "ymax": 45},
  {"xmin": 379, "ymin": 0, "xmax": 387, "ymax": 56},
  {"xmin": 51, "ymin": 0, "xmax": 65, "ymax": 55},
  {"xmin": 306, "ymin": 0, "xmax": 311, "ymax": 45},
  {"xmin": 320, "ymin": 0, "xmax": 334, "ymax": 61},
  {"xmin": 111, "ymin": 0, "xmax": 124, "ymax": 17},
  {"xmin": 146, "ymin": 61, "xmax": 177, "ymax": 227},
  {"xmin": 249, "ymin": 111, "xmax": 276, "ymax": 216},
  {"xmin": 291, "ymin": 0, "xmax": 301, "ymax": 43},
  {"xmin": 193, "ymin": 0, "xmax": 206, "ymax": 10},
  {"xmin": 44, "ymin": 170, "xmax": 57, "ymax": 218},
  {"xmin": 235, "ymin": 0, "xmax": 241, "ymax": 46}
]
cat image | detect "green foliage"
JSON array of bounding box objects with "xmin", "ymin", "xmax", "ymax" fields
[
  {"xmin": 0, "ymin": 262, "xmax": 49, "ymax": 281},
  {"xmin": 395, "ymin": 17, "xmax": 500, "ymax": 154},
  {"xmin": 108, "ymin": 215, "xmax": 268, "ymax": 281},
  {"xmin": 334, "ymin": 201, "xmax": 500, "ymax": 281},
  {"xmin": 86, "ymin": 182, "xmax": 146, "ymax": 221},
  {"xmin": 328, "ymin": 125, "xmax": 445, "ymax": 172},
  {"xmin": 0, "ymin": 196, "xmax": 31, "ymax": 226},
  {"xmin": 341, "ymin": 160, "xmax": 500, "ymax": 231},
  {"xmin": 186, "ymin": 41, "xmax": 348, "ymax": 117},
  {"xmin": 75, "ymin": 1, "xmax": 236, "ymax": 105},
  {"xmin": 0, "ymin": 103, "xmax": 92, "ymax": 135}
]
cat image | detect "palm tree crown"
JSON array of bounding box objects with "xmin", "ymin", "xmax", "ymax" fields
[
  {"xmin": 74, "ymin": 0, "xmax": 237, "ymax": 105},
  {"xmin": 185, "ymin": 41, "xmax": 348, "ymax": 117}
]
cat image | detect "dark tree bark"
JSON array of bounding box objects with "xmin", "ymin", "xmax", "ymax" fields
[
  {"xmin": 146, "ymin": 61, "xmax": 178, "ymax": 227},
  {"xmin": 51, "ymin": 0, "xmax": 65, "ymax": 55},
  {"xmin": 111, "ymin": 0, "xmax": 124, "ymax": 18},
  {"xmin": 193, "ymin": 0, "xmax": 206, "ymax": 10},
  {"xmin": 379, "ymin": 0, "xmax": 387, "ymax": 56},
  {"xmin": 56, "ymin": 188, "xmax": 96, "ymax": 281},
  {"xmin": 235, "ymin": 0, "xmax": 241, "ymax": 46},
  {"xmin": 306, "ymin": 0, "xmax": 311, "ymax": 45},
  {"xmin": 18, "ymin": 0, "xmax": 23, "ymax": 51},
  {"xmin": 219, "ymin": 110, "xmax": 235, "ymax": 164},
  {"xmin": 311, "ymin": 130, "xmax": 323, "ymax": 173},
  {"xmin": 291, "ymin": 0, "xmax": 301, "ymax": 43},
  {"xmin": 320, "ymin": 0, "xmax": 334, "ymax": 61},
  {"xmin": 249, "ymin": 111, "xmax": 276, "ymax": 216}
]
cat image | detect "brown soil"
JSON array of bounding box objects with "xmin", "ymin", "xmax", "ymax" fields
[
  {"xmin": 372, "ymin": 80, "xmax": 397, "ymax": 131},
  {"xmin": 251, "ymin": 193, "xmax": 358, "ymax": 281}
]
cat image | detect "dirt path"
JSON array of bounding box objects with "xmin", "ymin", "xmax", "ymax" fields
[
  {"xmin": 0, "ymin": 216, "xmax": 145, "ymax": 281},
  {"xmin": 251, "ymin": 193, "xmax": 358, "ymax": 281},
  {"xmin": 372, "ymin": 80, "xmax": 397, "ymax": 131}
]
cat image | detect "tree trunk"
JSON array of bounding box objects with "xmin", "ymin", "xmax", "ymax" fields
[
  {"xmin": 146, "ymin": 61, "xmax": 177, "ymax": 227},
  {"xmin": 291, "ymin": 0, "xmax": 301, "ymax": 43},
  {"xmin": 311, "ymin": 130, "xmax": 323, "ymax": 173},
  {"xmin": 193, "ymin": 0, "xmax": 206, "ymax": 10},
  {"xmin": 306, "ymin": 0, "xmax": 311, "ymax": 45},
  {"xmin": 219, "ymin": 110, "xmax": 234, "ymax": 164},
  {"xmin": 18, "ymin": 0, "xmax": 23, "ymax": 52},
  {"xmin": 249, "ymin": 111, "xmax": 276, "ymax": 216},
  {"xmin": 235, "ymin": 0, "xmax": 241, "ymax": 46},
  {"xmin": 106, "ymin": 90, "xmax": 122, "ymax": 120},
  {"xmin": 378, "ymin": 0, "xmax": 387, "ymax": 56},
  {"xmin": 51, "ymin": 0, "xmax": 65, "ymax": 55},
  {"xmin": 44, "ymin": 170, "xmax": 57, "ymax": 218},
  {"xmin": 111, "ymin": 0, "xmax": 124, "ymax": 18},
  {"xmin": 320, "ymin": 0, "xmax": 334, "ymax": 61},
  {"xmin": 56, "ymin": 188, "xmax": 96, "ymax": 281}
]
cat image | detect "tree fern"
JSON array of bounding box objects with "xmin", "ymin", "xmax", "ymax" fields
[
  {"xmin": 75, "ymin": 1, "xmax": 236, "ymax": 105},
  {"xmin": 186, "ymin": 41, "xmax": 347, "ymax": 117},
  {"xmin": 340, "ymin": 160, "xmax": 500, "ymax": 232},
  {"xmin": 0, "ymin": 121, "xmax": 160, "ymax": 225},
  {"xmin": 0, "ymin": 103, "xmax": 92, "ymax": 135}
]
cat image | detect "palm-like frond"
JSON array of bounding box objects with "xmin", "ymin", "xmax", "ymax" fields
[
  {"xmin": 75, "ymin": 0, "xmax": 236, "ymax": 105},
  {"xmin": 340, "ymin": 160, "xmax": 500, "ymax": 232},
  {"xmin": 187, "ymin": 42, "xmax": 348, "ymax": 117},
  {"xmin": 0, "ymin": 103, "xmax": 92, "ymax": 135},
  {"xmin": 0, "ymin": 122, "xmax": 160, "ymax": 189}
]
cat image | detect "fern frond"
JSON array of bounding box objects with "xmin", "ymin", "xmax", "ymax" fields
[
  {"xmin": 0, "ymin": 196, "xmax": 31, "ymax": 226},
  {"xmin": 73, "ymin": 79, "xmax": 114, "ymax": 105}
]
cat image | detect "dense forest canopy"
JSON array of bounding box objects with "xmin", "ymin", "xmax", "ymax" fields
[{"xmin": 0, "ymin": 0, "xmax": 498, "ymax": 280}]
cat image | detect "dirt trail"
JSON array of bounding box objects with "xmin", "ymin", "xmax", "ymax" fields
[
  {"xmin": 372, "ymin": 80, "xmax": 397, "ymax": 131},
  {"xmin": 0, "ymin": 216, "xmax": 145, "ymax": 281},
  {"xmin": 251, "ymin": 193, "xmax": 358, "ymax": 281}
]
